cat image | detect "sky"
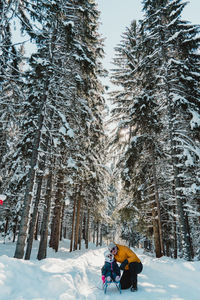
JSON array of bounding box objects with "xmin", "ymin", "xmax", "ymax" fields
[
  {"xmin": 96, "ymin": 0, "xmax": 200, "ymax": 88},
  {"xmin": 1, "ymin": 238, "xmax": 200, "ymax": 299}
]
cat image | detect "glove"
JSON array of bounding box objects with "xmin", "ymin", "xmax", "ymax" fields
[
  {"xmin": 106, "ymin": 276, "xmax": 111, "ymax": 282},
  {"xmin": 115, "ymin": 275, "xmax": 120, "ymax": 282},
  {"xmin": 102, "ymin": 275, "xmax": 105, "ymax": 283},
  {"xmin": 120, "ymin": 259, "xmax": 128, "ymax": 270}
]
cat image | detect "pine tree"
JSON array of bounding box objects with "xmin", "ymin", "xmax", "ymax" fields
[
  {"xmin": 110, "ymin": 0, "xmax": 200, "ymax": 260},
  {"xmin": 141, "ymin": 0, "xmax": 200, "ymax": 260},
  {"xmin": 110, "ymin": 20, "xmax": 165, "ymax": 257},
  {"xmin": 7, "ymin": 0, "xmax": 107, "ymax": 258}
]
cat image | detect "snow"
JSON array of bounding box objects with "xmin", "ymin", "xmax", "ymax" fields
[
  {"xmin": 190, "ymin": 110, "xmax": 200, "ymax": 129},
  {"xmin": 67, "ymin": 157, "xmax": 77, "ymax": 169},
  {"xmin": 0, "ymin": 239, "xmax": 200, "ymax": 300},
  {"xmin": 67, "ymin": 129, "xmax": 75, "ymax": 138},
  {"xmin": 59, "ymin": 126, "xmax": 66, "ymax": 135}
]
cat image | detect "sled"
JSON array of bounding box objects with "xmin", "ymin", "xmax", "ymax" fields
[{"xmin": 103, "ymin": 279, "xmax": 121, "ymax": 294}]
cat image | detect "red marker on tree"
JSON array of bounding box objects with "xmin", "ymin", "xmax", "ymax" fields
[{"xmin": 0, "ymin": 195, "xmax": 6, "ymax": 205}]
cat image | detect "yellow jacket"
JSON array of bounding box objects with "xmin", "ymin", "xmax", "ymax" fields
[{"xmin": 114, "ymin": 244, "xmax": 141, "ymax": 270}]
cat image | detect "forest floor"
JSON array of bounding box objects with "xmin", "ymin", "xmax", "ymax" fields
[{"xmin": 0, "ymin": 238, "xmax": 200, "ymax": 300}]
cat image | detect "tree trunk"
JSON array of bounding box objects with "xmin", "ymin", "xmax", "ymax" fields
[
  {"xmin": 49, "ymin": 170, "xmax": 64, "ymax": 252},
  {"xmin": 73, "ymin": 193, "xmax": 82, "ymax": 251},
  {"xmin": 60, "ymin": 202, "xmax": 65, "ymax": 241},
  {"xmin": 25, "ymin": 170, "xmax": 43, "ymax": 260},
  {"xmin": 173, "ymin": 207, "xmax": 178, "ymax": 259},
  {"xmin": 37, "ymin": 170, "xmax": 52, "ymax": 260},
  {"xmin": 174, "ymin": 169, "xmax": 192, "ymax": 260},
  {"xmin": 93, "ymin": 222, "xmax": 95, "ymax": 244},
  {"xmin": 152, "ymin": 202, "xmax": 162, "ymax": 258},
  {"xmin": 34, "ymin": 213, "xmax": 39, "ymax": 241},
  {"xmin": 70, "ymin": 197, "xmax": 77, "ymax": 252},
  {"xmin": 82, "ymin": 212, "xmax": 86, "ymax": 241},
  {"xmin": 151, "ymin": 146, "xmax": 164, "ymax": 256},
  {"xmin": 85, "ymin": 208, "xmax": 90, "ymax": 249},
  {"xmin": 96, "ymin": 221, "xmax": 99, "ymax": 247},
  {"xmin": 185, "ymin": 213, "xmax": 194, "ymax": 259},
  {"xmin": 78, "ymin": 207, "xmax": 83, "ymax": 250},
  {"xmin": 63, "ymin": 227, "xmax": 67, "ymax": 239},
  {"xmin": 100, "ymin": 224, "xmax": 103, "ymax": 246},
  {"xmin": 14, "ymin": 90, "xmax": 47, "ymax": 259},
  {"xmin": 12, "ymin": 218, "xmax": 18, "ymax": 243},
  {"xmin": 166, "ymin": 80, "xmax": 192, "ymax": 261},
  {"xmin": 4, "ymin": 216, "xmax": 9, "ymax": 235}
]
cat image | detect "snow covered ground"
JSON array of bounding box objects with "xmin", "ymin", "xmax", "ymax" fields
[{"xmin": 0, "ymin": 239, "xmax": 200, "ymax": 300}]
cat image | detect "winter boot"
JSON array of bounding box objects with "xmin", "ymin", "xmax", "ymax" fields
[{"xmin": 130, "ymin": 281, "xmax": 137, "ymax": 292}]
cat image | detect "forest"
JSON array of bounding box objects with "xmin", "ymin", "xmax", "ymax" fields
[{"xmin": 0, "ymin": 0, "xmax": 199, "ymax": 262}]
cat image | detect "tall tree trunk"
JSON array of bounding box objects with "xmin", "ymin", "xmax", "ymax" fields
[
  {"xmin": 37, "ymin": 170, "xmax": 52, "ymax": 260},
  {"xmin": 73, "ymin": 193, "xmax": 82, "ymax": 251},
  {"xmin": 185, "ymin": 213, "xmax": 194, "ymax": 259},
  {"xmin": 166, "ymin": 80, "xmax": 192, "ymax": 261},
  {"xmin": 93, "ymin": 222, "xmax": 95, "ymax": 244},
  {"xmin": 152, "ymin": 202, "xmax": 162, "ymax": 258},
  {"xmin": 173, "ymin": 207, "xmax": 178, "ymax": 259},
  {"xmin": 82, "ymin": 212, "xmax": 86, "ymax": 241},
  {"xmin": 49, "ymin": 170, "xmax": 64, "ymax": 252},
  {"xmin": 63, "ymin": 227, "xmax": 67, "ymax": 239},
  {"xmin": 151, "ymin": 146, "xmax": 164, "ymax": 256},
  {"xmin": 4, "ymin": 216, "xmax": 9, "ymax": 235},
  {"xmin": 25, "ymin": 169, "xmax": 43, "ymax": 260},
  {"xmin": 70, "ymin": 197, "xmax": 77, "ymax": 252},
  {"xmin": 14, "ymin": 85, "xmax": 48, "ymax": 259},
  {"xmin": 96, "ymin": 221, "xmax": 99, "ymax": 247},
  {"xmin": 78, "ymin": 207, "xmax": 83, "ymax": 250},
  {"xmin": 34, "ymin": 213, "xmax": 39, "ymax": 241},
  {"xmin": 85, "ymin": 207, "xmax": 90, "ymax": 249},
  {"xmin": 100, "ymin": 224, "xmax": 103, "ymax": 246},
  {"xmin": 12, "ymin": 218, "xmax": 18, "ymax": 243},
  {"xmin": 60, "ymin": 202, "xmax": 65, "ymax": 241},
  {"xmin": 174, "ymin": 168, "xmax": 192, "ymax": 260}
]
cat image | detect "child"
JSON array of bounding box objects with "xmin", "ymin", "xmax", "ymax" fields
[{"xmin": 101, "ymin": 250, "xmax": 120, "ymax": 284}]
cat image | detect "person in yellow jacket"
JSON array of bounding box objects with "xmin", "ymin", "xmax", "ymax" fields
[{"xmin": 108, "ymin": 242, "xmax": 143, "ymax": 292}]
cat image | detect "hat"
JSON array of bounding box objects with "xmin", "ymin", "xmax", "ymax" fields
[
  {"xmin": 108, "ymin": 242, "xmax": 117, "ymax": 252},
  {"xmin": 104, "ymin": 250, "xmax": 114, "ymax": 263}
]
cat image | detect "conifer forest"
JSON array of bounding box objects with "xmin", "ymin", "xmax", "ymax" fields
[{"xmin": 0, "ymin": 0, "xmax": 199, "ymax": 262}]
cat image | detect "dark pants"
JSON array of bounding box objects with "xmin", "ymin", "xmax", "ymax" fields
[{"xmin": 120, "ymin": 262, "xmax": 143, "ymax": 289}]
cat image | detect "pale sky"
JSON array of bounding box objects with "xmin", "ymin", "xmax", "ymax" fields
[{"xmin": 97, "ymin": 0, "xmax": 200, "ymax": 86}]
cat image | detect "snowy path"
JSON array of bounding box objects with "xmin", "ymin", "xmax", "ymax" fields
[{"xmin": 0, "ymin": 240, "xmax": 200, "ymax": 300}]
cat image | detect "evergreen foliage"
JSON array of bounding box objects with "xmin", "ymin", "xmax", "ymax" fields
[
  {"xmin": 0, "ymin": 0, "xmax": 107, "ymax": 258},
  {"xmin": 0, "ymin": 0, "xmax": 199, "ymax": 261},
  {"xmin": 110, "ymin": 0, "xmax": 200, "ymax": 260}
]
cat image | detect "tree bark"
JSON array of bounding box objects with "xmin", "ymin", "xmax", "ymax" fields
[
  {"xmin": 100, "ymin": 224, "xmax": 103, "ymax": 246},
  {"xmin": 92, "ymin": 222, "xmax": 95, "ymax": 244},
  {"xmin": 165, "ymin": 76, "xmax": 192, "ymax": 261},
  {"xmin": 174, "ymin": 167, "xmax": 192, "ymax": 260},
  {"xmin": 96, "ymin": 221, "xmax": 99, "ymax": 247},
  {"xmin": 49, "ymin": 170, "xmax": 64, "ymax": 252},
  {"xmin": 85, "ymin": 208, "xmax": 90, "ymax": 249},
  {"xmin": 73, "ymin": 193, "xmax": 82, "ymax": 251},
  {"xmin": 34, "ymin": 213, "xmax": 39, "ymax": 241},
  {"xmin": 173, "ymin": 206, "xmax": 178, "ymax": 259},
  {"xmin": 25, "ymin": 170, "xmax": 43, "ymax": 260},
  {"xmin": 60, "ymin": 202, "xmax": 65, "ymax": 241},
  {"xmin": 78, "ymin": 207, "xmax": 83, "ymax": 250},
  {"xmin": 82, "ymin": 212, "xmax": 86, "ymax": 241},
  {"xmin": 14, "ymin": 108, "xmax": 45, "ymax": 259},
  {"xmin": 152, "ymin": 202, "xmax": 162, "ymax": 258},
  {"xmin": 37, "ymin": 170, "xmax": 52, "ymax": 260},
  {"xmin": 151, "ymin": 146, "xmax": 164, "ymax": 256},
  {"xmin": 70, "ymin": 197, "xmax": 77, "ymax": 252}
]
